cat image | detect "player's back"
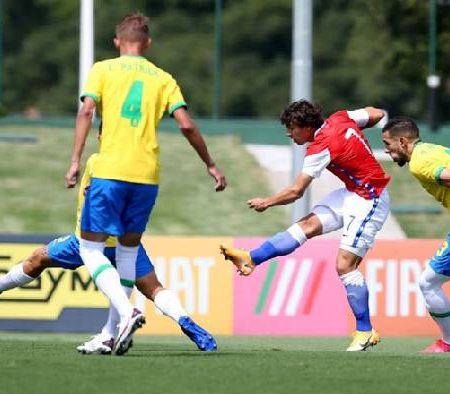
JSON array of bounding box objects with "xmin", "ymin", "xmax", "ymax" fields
[
  {"xmin": 311, "ymin": 111, "xmax": 390, "ymax": 199},
  {"xmin": 83, "ymin": 56, "xmax": 186, "ymax": 185},
  {"xmin": 409, "ymin": 142, "xmax": 450, "ymax": 211}
]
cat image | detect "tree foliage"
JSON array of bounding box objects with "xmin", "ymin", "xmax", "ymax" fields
[{"xmin": 2, "ymin": 0, "xmax": 449, "ymax": 120}]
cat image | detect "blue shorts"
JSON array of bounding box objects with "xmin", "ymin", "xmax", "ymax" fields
[
  {"xmin": 430, "ymin": 233, "xmax": 450, "ymax": 277},
  {"xmin": 81, "ymin": 178, "xmax": 158, "ymax": 236},
  {"xmin": 46, "ymin": 233, "xmax": 153, "ymax": 278}
]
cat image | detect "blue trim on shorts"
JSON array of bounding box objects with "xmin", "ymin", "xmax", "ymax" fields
[
  {"xmin": 351, "ymin": 197, "xmax": 379, "ymax": 248},
  {"xmin": 47, "ymin": 233, "xmax": 154, "ymax": 278}
]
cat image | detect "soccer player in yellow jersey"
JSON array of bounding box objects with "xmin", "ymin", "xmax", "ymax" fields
[
  {"xmin": 64, "ymin": 13, "xmax": 226, "ymax": 354},
  {"xmin": 382, "ymin": 117, "xmax": 450, "ymax": 353},
  {"xmin": 0, "ymin": 153, "xmax": 217, "ymax": 354}
]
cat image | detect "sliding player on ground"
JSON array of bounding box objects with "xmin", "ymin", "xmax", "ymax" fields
[{"xmin": 0, "ymin": 153, "xmax": 217, "ymax": 354}]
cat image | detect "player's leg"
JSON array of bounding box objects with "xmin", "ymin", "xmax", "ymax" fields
[
  {"xmin": 90, "ymin": 245, "xmax": 134, "ymax": 342},
  {"xmin": 134, "ymin": 245, "xmax": 216, "ymax": 351},
  {"xmin": 220, "ymin": 214, "xmax": 320, "ymax": 275},
  {"xmin": 339, "ymin": 189, "xmax": 389, "ymax": 351},
  {"xmin": 0, "ymin": 246, "xmax": 58, "ymax": 292},
  {"xmin": 79, "ymin": 178, "xmax": 141, "ymax": 354},
  {"xmin": 79, "ymin": 233, "xmax": 135, "ymax": 319},
  {"xmin": 77, "ymin": 243, "xmax": 138, "ymax": 355},
  {"xmin": 220, "ymin": 188, "xmax": 345, "ymax": 275},
  {"xmin": 0, "ymin": 233, "xmax": 86, "ymax": 292},
  {"xmin": 419, "ymin": 236, "xmax": 450, "ymax": 353},
  {"xmin": 112, "ymin": 182, "xmax": 158, "ymax": 354},
  {"xmin": 337, "ymin": 248, "xmax": 380, "ymax": 351}
]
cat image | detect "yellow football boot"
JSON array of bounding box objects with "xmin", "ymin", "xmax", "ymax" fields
[
  {"xmin": 219, "ymin": 244, "xmax": 255, "ymax": 276},
  {"xmin": 346, "ymin": 329, "xmax": 381, "ymax": 352}
]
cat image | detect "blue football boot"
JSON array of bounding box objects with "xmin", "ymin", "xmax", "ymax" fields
[{"xmin": 179, "ymin": 316, "xmax": 217, "ymax": 352}]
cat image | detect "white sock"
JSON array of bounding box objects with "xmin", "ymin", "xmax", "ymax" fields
[
  {"xmin": 101, "ymin": 307, "xmax": 120, "ymax": 338},
  {"xmin": 287, "ymin": 223, "xmax": 307, "ymax": 245},
  {"xmin": 79, "ymin": 239, "xmax": 133, "ymax": 319},
  {"xmin": 0, "ymin": 263, "xmax": 35, "ymax": 291},
  {"xmin": 419, "ymin": 265, "xmax": 450, "ymax": 344},
  {"xmin": 116, "ymin": 242, "xmax": 138, "ymax": 288},
  {"xmin": 154, "ymin": 289, "xmax": 188, "ymax": 323},
  {"xmin": 101, "ymin": 287, "xmax": 134, "ymax": 338},
  {"xmin": 340, "ymin": 270, "xmax": 365, "ymax": 286}
]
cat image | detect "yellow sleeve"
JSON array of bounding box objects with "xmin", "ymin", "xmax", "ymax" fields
[
  {"xmin": 80, "ymin": 62, "xmax": 103, "ymax": 104},
  {"xmin": 164, "ymin": 76, "xmax": 187, "ymax": 116},
  {"xmin": 411, "ymin": 156, "xmax": 446, "ymax": 185}
]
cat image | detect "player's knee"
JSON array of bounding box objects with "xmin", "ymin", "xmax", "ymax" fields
[
  {"xmin": 118, "ymin": 233, "xmax": 141, "ymax": 247},
  {"xmin": 418, "ymin": 270, "xmax": 434, "ymax": 296},
  {"xmin": 298, "ymin": 213, "xmax": 322, "ymax": 238},
  {"xmin": 30, "ymin": 247, "xmax": 46, "ymax": 265},
  {"xmin": 336, "ymin": 263, "xmax": 351, "ymax": 276},
  {"xmin": 336, "ymin": 250, "xmax": 361, "ymax": 276},
  {"xmin": 25, "ymin": 247, "xmax": 48, "ymax": 276}
]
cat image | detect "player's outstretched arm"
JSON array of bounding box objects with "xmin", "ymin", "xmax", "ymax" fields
[
  {"xmin": 173, "ymin": 108, "xmax": 227, "ymax": 192},
  {"xmin": 65, "ymin": 98, "xmax": 96, "ymax": 188},
  {"xmin": 247, "ymin": 172, "xmax": 313, "ymax": 212}
]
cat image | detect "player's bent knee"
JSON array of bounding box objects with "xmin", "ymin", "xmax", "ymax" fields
[
  {"xmin": 418, "ymin": 269, "xmax": 435, "ymax": 296},
  {"xmin": 311, "ymin": 206, "xmax": 342, "ymax": 236},
  {"xmin": 298, "ymin": 213, "xmax": 323, "ymax": 238},
  {"xmin": 29, "ymin": 247, "xmax": 46, "ymax": 267},
  {"xmin": 24, "ymin": 247, "xmax": 50, "ymax": 276},
  {"xmin": 336, "ymin": 249, "xmax": 362, "ymax": 276}
]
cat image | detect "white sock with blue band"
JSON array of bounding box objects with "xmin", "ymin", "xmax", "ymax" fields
[
  {"xmin": 340, "ymin": 270, "xmax": 372, "ymax": 331},
  {"xmin": 250, "ymin": 224, "xmax": 307, "ymax": 265}
]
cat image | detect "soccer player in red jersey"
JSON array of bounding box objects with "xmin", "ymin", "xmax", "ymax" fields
[{"xmin": 221, "ymin": 100, "xmax": 389, "ymax": 351}]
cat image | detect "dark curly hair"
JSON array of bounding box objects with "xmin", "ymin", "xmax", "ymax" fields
[
  {"xmin": 280, "ymin": 100, "xmax": 324, "ymax": 129},
  {"xmin": 382, "ymin": 117, "xmax": 420, "ymax": 139}
]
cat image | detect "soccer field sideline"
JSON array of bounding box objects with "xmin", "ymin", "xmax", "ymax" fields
[{"xmin": 3, "ymin": 333, "xmax": 450, "ymax": 394}]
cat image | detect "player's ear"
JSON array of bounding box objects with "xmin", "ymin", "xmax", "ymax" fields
[
  {"xmin": 113, "ymin": 37, "xmax": 120, "ymax": 49},
  {"xmin": 146, "ymin": 37, "xmax": 152, "ymax": 49},
  {"xmin": 399, "ymin": 136, "xmax": 408, "ymax": 148}
]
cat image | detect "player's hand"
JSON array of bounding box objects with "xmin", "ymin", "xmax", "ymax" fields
[
  {"xmin": 65, "ymin": 162, "xmax": 80, "ymax": 188},
  {"xmin": 207, "ymin": 165, "xmax": 227, "ymax": 192},
  {"xmin": 247, "ymin": 198, "xmax": 269, "ymax": 212}
]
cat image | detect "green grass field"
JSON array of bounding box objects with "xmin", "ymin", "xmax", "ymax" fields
[
  {"xmin": 0, "ymin": 126, "xmax": 287, "ymax": 236},
  {"xmin": 2, "ymin": 333, "xmax": 450, "ymax": 394}
]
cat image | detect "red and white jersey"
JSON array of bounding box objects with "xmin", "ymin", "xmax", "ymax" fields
[{"xmin": 302, "ymin": 109, "xmax": 390, "ymax": 199}]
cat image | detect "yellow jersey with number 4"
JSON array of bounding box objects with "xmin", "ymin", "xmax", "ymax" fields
[
  {"xmin": 81, "ymin": 55, "xmax": 186, "ymax": 184},
  {"xmin": 409, "ymin": 142, "xmax": 450, "ymax": 212}
]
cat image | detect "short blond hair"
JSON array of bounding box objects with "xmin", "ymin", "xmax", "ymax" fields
[{"xmin": 116, "ymin": 12, "xmax": 149, "ymax": 42}]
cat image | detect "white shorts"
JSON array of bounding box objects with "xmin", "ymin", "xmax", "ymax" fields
[{"xmin": 312, "ymin": 188, "xmax": 390, "ymax": 257}]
